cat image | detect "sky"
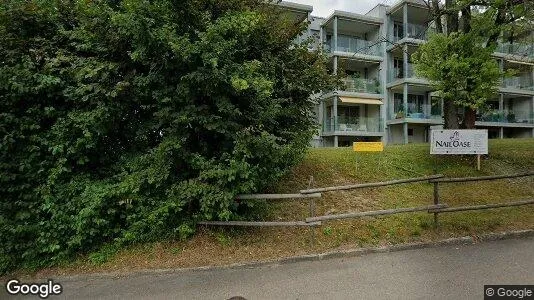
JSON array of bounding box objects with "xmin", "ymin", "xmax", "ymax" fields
[{"xmin": 288, "ymin": 0, "xmax": 390, "ymax": 18}]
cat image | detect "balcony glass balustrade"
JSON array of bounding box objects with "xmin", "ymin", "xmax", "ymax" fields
[
  {"xmin": 323, "ymin": 116, "xmax": 383, "ymax": 133},
  {"xmin": 326, "ymin": 36, "xmax": 383, "ymax": 57},
  {"xmin": 392, "ymin": 23, "xmax": 430, "ymax": 42},
  {"xmin": 391, "ymin": 104, "xmax": 442, "ymax": 121},
  {"xmin": 341, "ymin": 78, "xmax": 381, "ymax": 94},
  {"xmin": 501, "ymin": 76, "xmax": 534, "ymax": 91},
  {"xmin": 497, "ymin": 43, "xmax": 534, "ymax": 58},
  {"xmin": 477, "ymin": 110, "xmax": 534, "ymax": 124},
  {"xmin": 388, "ymin": 64, "xmax": 423, "ymax": 82}
]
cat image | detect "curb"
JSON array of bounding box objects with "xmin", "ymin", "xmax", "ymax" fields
[{"xmin": 21, "ymin": 229, "xmax": 534, "ymax": 282}]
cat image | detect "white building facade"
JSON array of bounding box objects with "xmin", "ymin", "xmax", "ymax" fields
[{"xmin": 281, "ymin": 0, "xmax": 534, "ymax": 147}]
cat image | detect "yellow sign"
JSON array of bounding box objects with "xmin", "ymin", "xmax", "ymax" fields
[{"xmin": 353, "ymin": 142, "xmax": 384, "ymax": 152}]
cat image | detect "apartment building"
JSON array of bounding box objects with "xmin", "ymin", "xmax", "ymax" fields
[{"xmin": 281, "ymin": 0, "xmax": 534, "ymax": 147}]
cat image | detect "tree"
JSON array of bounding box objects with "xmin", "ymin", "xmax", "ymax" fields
[
  {"xmin": 417, "ymin": 0, "xmax": 534, "ymax": 128},
  {"xmin": 412, "ymin": 33, "xmax": 502, "ymax": 128},
  {"xmin": 0, "ymin": 0, "xmax": 335, "ymax": 273}
]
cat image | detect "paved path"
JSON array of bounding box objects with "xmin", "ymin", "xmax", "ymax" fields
[{"xmin": 3, "ymin": 237, "xmax": 534, "ymax": 299}]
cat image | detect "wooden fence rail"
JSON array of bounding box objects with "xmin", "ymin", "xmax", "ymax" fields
[
  {"xmin": 236, "ymin": 193, "xmax": 321, "ymax": 200},
  {"xmin": 199, "ymin": 221, "xmax": 321, "ymax": 227},
  {"xmin": 428, "ymin": 199, "xmax": 534, "ymax": 213},
  {"xmin": 198, "ymin": 172, "xmax": 534, "ymax": 242},
  {"xmin": 429, "ymin": 171, "xmax": 534, "ymax": 183},
  {"xmin": 305, "ymin": 204, "xmax": 448, "ymax": 223},
  {"xmin": 299, "ymin": 174, "xmax": 444, "ymax": 194}
]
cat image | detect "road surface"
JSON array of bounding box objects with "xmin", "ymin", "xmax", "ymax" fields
[{"xmin": 3, "ymin": 236, "xmax": 534, "ymax": 299}]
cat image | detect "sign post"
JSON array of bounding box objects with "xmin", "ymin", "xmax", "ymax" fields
[
  {"xmin": 430, "ymin": 129, "xmax": 488, "ymax": 226},
  {"xmin": 430, "ymin": 129, "xmax": 489, "ymax": 169}
]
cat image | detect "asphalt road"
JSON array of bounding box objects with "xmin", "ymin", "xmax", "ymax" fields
[{"xmin": 3, "ymin": 236, "xmax": 534, "ymax": 300}]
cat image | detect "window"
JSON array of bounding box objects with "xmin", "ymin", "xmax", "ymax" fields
[
  {"xmin": 407, "ymin": 94, "xmax": 425, "ymax": 115},
  {"xmin": 393, "ymin": 93, "xmax": 404, "ymax": 118},
  {"xmin": 430, "ymin": 96, "xmax": 442, "ymax": 117},
  {"xmin": 408, "ymin": 128, "xmax": 414, "ymax": 136},
  {"xmin": 393, "ymin": 58, "xmax": 403, "ymax": 78},
  {"xmin": 338, "ymin": 106, "xmax": 360, "ymax": 125},
  {"xmin": 393, "ymin": 23, "xmax": 404, "ymax": 40},
  {"xmin": 393, "ymin": 94, "xmax": 427, "ymax": 118},
  {"xmin": 337, "ymin": 35, "xmax": 352, "ymax": 52}
]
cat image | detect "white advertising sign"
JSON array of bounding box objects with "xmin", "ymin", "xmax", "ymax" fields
[{"xmin": 430, "ymin": 130, "xmax": 488, "ymax": 155}]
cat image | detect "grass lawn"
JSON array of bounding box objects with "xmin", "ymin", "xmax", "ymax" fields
[{"xmin": 13, "ymin": 138, "xmax": 534, "ymax": 278}]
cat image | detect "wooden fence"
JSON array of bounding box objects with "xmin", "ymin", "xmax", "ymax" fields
[{"xmin": 199, "ymin": 171, "xmax": 534, "ymax": 239}]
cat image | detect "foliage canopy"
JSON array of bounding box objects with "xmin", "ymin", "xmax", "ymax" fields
[
  {"xmin": 0, "ymin": 0, "xmax": 334, "ymax": 273},
  {"xmin": 412, "ymin": 32, "xmax": 502, "ymax": 126}
]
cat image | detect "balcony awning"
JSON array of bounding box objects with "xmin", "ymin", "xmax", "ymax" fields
[{"xmin": 339, "ymin": 97, "xmax": 383, "ymax": 105}]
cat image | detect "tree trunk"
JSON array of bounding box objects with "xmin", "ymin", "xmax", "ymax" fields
[
  {"xmin": 486, "ymin": 8, "xmax": 506, "ymax": 47},
  {"xmin": 445, "ymin": 0, "xmax": 459, "ymax": 35},
  {"xmin": 431, "ymin": 0, "xmax": 443, "ymax": 34},
  {"xmin": 461, "ymin": 7, "xmax": 471, "ymax": 33},
  {"xmin": 443, "ymin": 99, "xmax": 459, "ymax": 129},
  {"xmin": 462, "ymin": 107, "xmax": 477, "ymax": 129}
]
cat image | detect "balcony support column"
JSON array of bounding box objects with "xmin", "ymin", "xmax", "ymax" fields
[
  {"xmin": 403, "ymin": 83, "xmax": 409, "ymax": 144},
  {"xmin": 403, "ymin": 4, "xmax": 408, "ymax": 39},
  {"xmin": 389, "ymin": 89, "xmax": 394, "ymax": 120},
  {"xmin": 403, "ymin": 83, "xmax": 408, "ymax": 115},
  {"xmin": 319, "ymin": 26, "xmax": 323, "ymax": 48},
  {"xmin": 307, "ymin": 12, "xmax": 311, "ymax": 37},
  {"xmin": 403, "ymin": 123, "xmax": 409, "ymax": 144},
  {"xmin": 319, "ymin": 100, "xmax": 325, "ymax": 134},
  {"xmin": 532, "ymin": 96, "xmax": 534, "ymax": 138},
  {"xmin": 499, "ymin": 93, "xmax": 504, "ymax": 112},
  {"xmin": 333, "ymin": 16, "xmax": 338, "ymax": 53},
  {"xmin": 403, "ymin": 44, "xmax": 408, "ymax": 78},
  {"xmin": 333, "ymin": 96, "xmax": 338, "ymax": 147},
  {"xmin": 334, "ymin": 56, "xmax": 338, "ymax": 75}
]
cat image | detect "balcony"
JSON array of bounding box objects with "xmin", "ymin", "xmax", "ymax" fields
[
  {"xmin": 391, "ymin": 104, "xmax": 442, "ymax": 121},
  {"xmin": 477, "ymin": 110, "xmax": 534, "ymax": 125},
  {"xmin": 294, "ymin": 33, "xmax": 321, "ymax": 50},
  {"xmin": 392, "ymin": 23, "xmax": 430, "ymax": 42},
  {"xmin": 327, "ymin": 36, "xmax": 383, "ymax": 57},
  {"xmin": 341, "ymin": 78, "xmax": 381, "ymax": 94},
  {"xmin": 388, "ymin": 64, "xmax": 423, "ymax": 82},
  {"xmin": 323, "ymin": 116, "xmax": 383, "ymax": 133},
  {"xmin": 496, "ymin": 43, "xmax": 534, "ymax": 59},
  {"xmin": 501, "ymin": 76, "xmax": 534, "ymax": 91}
]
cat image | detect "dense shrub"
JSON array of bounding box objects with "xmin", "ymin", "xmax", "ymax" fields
[{"xmin": 0, "ymin": 0, "xmax": 334, "ymax": 273}]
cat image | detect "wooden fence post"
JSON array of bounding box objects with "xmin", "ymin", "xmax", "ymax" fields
[
  {"xmin": 433, "ymin": 181, "xmax": 440, "ymax": 227},
  {"xmin": 308, "ymin": 176, "xmax": 316, "ymax": 247}
]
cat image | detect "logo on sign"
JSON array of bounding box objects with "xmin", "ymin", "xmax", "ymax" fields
[{"xmin": 434, "ymin": 131, "xmax": 471, "ymax": 148}]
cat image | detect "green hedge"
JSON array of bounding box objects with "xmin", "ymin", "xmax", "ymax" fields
[{"xmin": 0, "ymin": 0, "xmax": 334, "ymax": 273}]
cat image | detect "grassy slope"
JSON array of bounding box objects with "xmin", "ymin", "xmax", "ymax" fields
[{"xmin": 16, "ymin": 139, "xmax": 534, "ymax": 278}]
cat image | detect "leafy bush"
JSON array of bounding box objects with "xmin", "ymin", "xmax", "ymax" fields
[{"xmin": 0, "ymin": 0, "xmax": 334, "ymax": 273}]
